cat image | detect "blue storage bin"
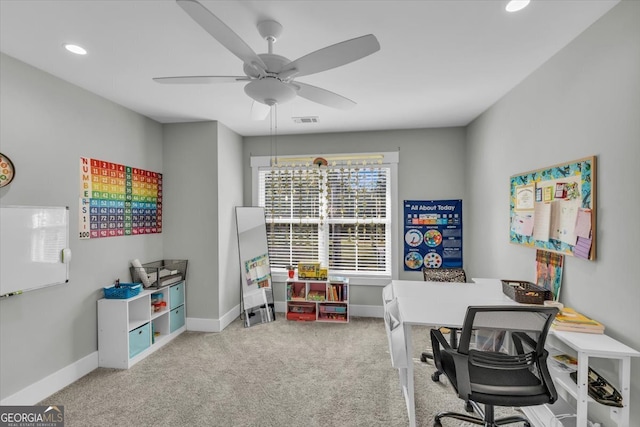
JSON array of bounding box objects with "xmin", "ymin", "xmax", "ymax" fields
[
  {"xmin": 129, "ymin": 323, "xmax": 151, "ymax": 358},
  {"xmin": 104, "ymin": 283, "xmax": 142, "ymax": 299},
  {"xmin": 170, "ymin": 306, "xmax": 185, "ymax": 333},
  {"xmin": 169, "ymin": 282, "xmax": 185, "ymax": 310}
]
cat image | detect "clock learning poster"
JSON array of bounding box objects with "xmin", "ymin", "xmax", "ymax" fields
[{"xmin": 403, "ymin": 200, "xmax": 462, "ymax": 271}]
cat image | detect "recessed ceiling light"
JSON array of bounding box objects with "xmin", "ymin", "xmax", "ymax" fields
[
  {"xmin": 506, "ymin": 0, "xmax": 530, "ymax": 12},
  {"xmin": 63, "ymin": 44, "xmax": 87, "ymax": 55}
]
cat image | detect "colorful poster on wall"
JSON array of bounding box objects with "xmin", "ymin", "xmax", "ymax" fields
[
  {"xmin": 535, "ymin": 249, "xmax": 564, "ymax": 301},
  {"xmin": 79, "ymin": 157, "xmax": 162, "ymax": 239},
  {"xmin": 403, "ymin": 200, "xmax": 462, "ymax": 271}
]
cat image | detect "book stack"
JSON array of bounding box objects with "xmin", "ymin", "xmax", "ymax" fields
[{"xmin": 552, "ymin": 307, "xmax": 605, "ymax": 334}]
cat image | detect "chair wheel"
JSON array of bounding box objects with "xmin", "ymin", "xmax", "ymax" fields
[
  {"xmin": 433, "ymin": 422, "xmax": 442, "ymax": 427},
  {"xmin": 421, "ymin": 352, "xmax": 433, "ymax": 362},
  {"xmin": 431, "ymin": 371, "xmax": 441, "ymax": 382},
  {"xmin": 465, "ymin": 401, "xmax": 473, "ymax": 412}
]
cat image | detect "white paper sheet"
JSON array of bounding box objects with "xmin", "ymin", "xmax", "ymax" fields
[{"xmin": 533, "ymin": 202, "xmax": 551, "ymax": 241}]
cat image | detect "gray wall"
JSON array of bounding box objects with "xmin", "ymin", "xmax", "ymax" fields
[
  {"xmin": 243, "ymin": 128, "xmax": 467, "ymax": 307},
  {"xmin": 216, "ymin": 123, "xmax": 243, "ymax": 319},
  {"xmin": 0, "ymin": 53, "xmax": 244, "ymax": 402},
  {"xmin": 466, "ymin": 1, "xmax": 640, "ymax": 422},
  {"xmin": 0, "ymin": 53, "xmax": 164, "ymax": 400},
  {"xmin": 162, "ymin": 121, "xmax": 244, "ymax": 326},
  {"xmin": 162, "ymin": 122, "xmax": 220, "ymax": 319}
]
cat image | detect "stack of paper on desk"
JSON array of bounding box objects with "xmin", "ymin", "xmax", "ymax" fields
[{"xmin": 552, "ymin": 307, "xmax": 604, "ymax": 334}]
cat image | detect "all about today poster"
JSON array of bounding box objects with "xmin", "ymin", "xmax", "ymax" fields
[{"xmin": 403, "ymin": 200, "xmax": 463, "ymax": 271}]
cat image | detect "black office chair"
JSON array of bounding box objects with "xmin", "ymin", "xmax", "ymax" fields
[
  {"xmin": 421, "ymin": 267, "xmax": 467, "ymax": 382},
  {"xmin": 430, "ymin": 305, "xmax": 559, "ymax": 427}
]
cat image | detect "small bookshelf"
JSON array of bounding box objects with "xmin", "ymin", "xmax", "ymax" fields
[{"xmin": 286, "ymin": 277, "xmax": 349, "ymax": 323}]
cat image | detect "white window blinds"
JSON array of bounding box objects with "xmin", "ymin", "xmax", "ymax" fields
[{"xmin": 258, "ymin": 162, "xmax": 391, "ymax": 276}]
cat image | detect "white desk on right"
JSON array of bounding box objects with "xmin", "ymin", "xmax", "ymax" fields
[
  {"xmin": 388, "ymin": 278, "xmax": 639, "ymax": 427},
  {"xmin": 524, "ymin": 320, "xmax": 639, "ymax": 427}
]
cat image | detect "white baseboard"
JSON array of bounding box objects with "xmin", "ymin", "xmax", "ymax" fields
[
  {"xmin": 350, "ymin": 304, "xmax": 384, "ymax": 318},
  {"xmin": 186, "ymin": 304, "xmax": 241, "ymax": 333},
  {"xmin": 0, "ymin": 351, "xmax": 98, "ymax": 406},
  {"xmin": 187, "ymin": 303, "xmax": 383, "ymax": 332}
]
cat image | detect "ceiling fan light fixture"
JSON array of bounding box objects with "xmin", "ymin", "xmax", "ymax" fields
[
  {"xmin": 505, "ymin": 0, "xmax": 530, "ymax": 12},
  {"xmin": 162, "ymin": 0, "xmax": 381, "ymax": 114},
  {"xmin": 244, "ymin": 79, "xmax": 297, "ymax": 106}
]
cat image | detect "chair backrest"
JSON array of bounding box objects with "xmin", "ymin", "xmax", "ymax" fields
[
  {"xmin": 422, "ymin": 267, "xmax": 467, "ymax": 283},
  {"xmin": 442, "ymin": 306, "xmax": 559, "ymax": 406},
  {"xmin": 457, "ymin": 306, "xmax": 558, "ymax": 355}
]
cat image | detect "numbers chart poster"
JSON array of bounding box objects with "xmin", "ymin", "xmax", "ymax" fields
[
  {"xmin": 403, "ymin": 200, "xmax": 462, "ymax": 271},
  {"xmin": 79, "ymin": 157, "xmax": 162, "ymax": 239}
]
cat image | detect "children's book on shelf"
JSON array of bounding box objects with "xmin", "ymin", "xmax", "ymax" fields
[
  {"xmin": 549, "ymin": 351, "xmax": 578, "ymax": 372},
  {"xmin": 552, "ymin": 307, "xmax": 604, "ymax": 334}
]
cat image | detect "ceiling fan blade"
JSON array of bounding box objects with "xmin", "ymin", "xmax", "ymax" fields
[
  {"xmin": 153, "ymin": 76, "xmax": 251, "ymax": 84},
  {"xmin": 250, "ymin": 101, "xmax": 271, "ymax": 120},
  {"xmin": 176, "ymin": 0, "xmax": 267, "ymax": 72},
  {"xmin": 282, "ymin": 34, "xmax": 380, "ymax": 78},
  {"xmin": 294, "ymin": 82, "xmax": 356, "ymax": 110}
]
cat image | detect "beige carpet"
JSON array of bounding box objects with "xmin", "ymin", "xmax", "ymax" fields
[{"xmin": 40, "ymin": 316, "xmax": 527, "ymax": 427}]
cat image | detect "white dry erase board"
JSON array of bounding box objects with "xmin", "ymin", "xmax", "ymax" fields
[{"xmin": 0, "ymin": 206, "xmax": 71, "ymax": 297}]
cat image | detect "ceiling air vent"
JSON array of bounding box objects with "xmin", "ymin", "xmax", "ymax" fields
[{"xmin": 292, "ymin": 116, "xmax": 319, "ymax": 124}]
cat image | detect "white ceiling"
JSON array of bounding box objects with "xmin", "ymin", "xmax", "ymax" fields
[{"xmin": 0, "ymin": 0, "xmax": 619, "ymax": 137}]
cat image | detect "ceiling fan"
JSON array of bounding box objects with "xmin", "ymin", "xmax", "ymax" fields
[{"xmin": 153, "ymin": 0, "xmax": 380, "ymax": 119}]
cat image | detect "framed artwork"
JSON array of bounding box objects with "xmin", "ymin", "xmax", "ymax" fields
[{"xmin": 515, "ymin": 184, "xmax": 535, "ymax": 211}]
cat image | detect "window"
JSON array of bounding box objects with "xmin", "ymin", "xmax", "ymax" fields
[{"xmin": 253, "ymin": 153, "xmax": 397, "ymax": 279}]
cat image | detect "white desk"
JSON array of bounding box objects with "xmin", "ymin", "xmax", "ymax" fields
[
  {"xmin": 390, "ymin": 278, "xmax": 519, "ymax": 427},
  {"xmin": 389, "ymin": 278, "xmax": 639, "ymax": 427},
  {"xmin": 525, "ymin": 330, "xmax": 639, "ymax": 427}
]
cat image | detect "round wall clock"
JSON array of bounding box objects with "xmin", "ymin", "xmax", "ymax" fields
[{"xmin": 0, "ymin": 153, "xmax": 16, "ymax": 187}]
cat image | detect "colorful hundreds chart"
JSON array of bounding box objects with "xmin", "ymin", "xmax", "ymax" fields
[{"xmin": 79, "ymin": 157, "xmax": 162, "ymax": 239}]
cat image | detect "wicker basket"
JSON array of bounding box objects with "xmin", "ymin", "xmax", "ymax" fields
[{"xmin": 501, "ymin": 280, "xmax": 551, "ymax": 304}]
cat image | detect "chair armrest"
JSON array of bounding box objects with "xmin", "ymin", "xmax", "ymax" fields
[
  {"xmin": 537, "ymin": 352, "xmax": 558, "ymax": 404},
  {"xmin": 511, "ymin": 331, "xmax": 538, "ymax": 354},
  {"xmin": 430, "ymin": 329, "xmax": 450, "ymax": 374},
  {"xmin": 431, "ymin": 328, "xmax": 451, "ymax": 350},
  {"xmin": 431, "ymin": 329, "xmax": 472, "ymax": 400}
]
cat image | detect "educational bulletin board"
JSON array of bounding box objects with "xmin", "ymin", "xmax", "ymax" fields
[
  {"xmin": 403, "ymin": 200, "xmax": 463, "ymax": 271},
  {"xmin": 510, "ymin": 156, "xmax": 596, "ymax": 260},
  {"xmin": 79, "ymin": 157, "xmax": 162, "ymax": 239}
]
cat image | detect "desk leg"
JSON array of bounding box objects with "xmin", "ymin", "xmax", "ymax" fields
[
  {"xmin": 617, "ymin": 356, "xmax": 631, "ymax": 426},
  {"xmin": 404, "ymin": 322, "xmax": 416, "ymax": 427},
  {"xmin": 576, "ymin": 352, "xmax": 589, "ymax": 426}
]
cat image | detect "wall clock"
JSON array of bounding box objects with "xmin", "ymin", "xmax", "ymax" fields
[{"xmin": 0, "ymin": 153, "xmax": 15, "ymax": 188}]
